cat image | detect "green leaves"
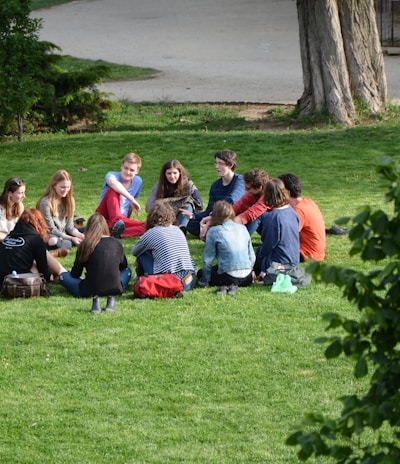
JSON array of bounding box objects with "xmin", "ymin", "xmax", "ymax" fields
[{"xmin": 288, "ymin": 156, "xmax": 400, "ymax": 462}]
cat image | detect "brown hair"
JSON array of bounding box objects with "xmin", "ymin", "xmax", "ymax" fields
[
  {"xmin": 0, "ymin": 177, "xmax": 25, "ymax": 220},
  {"xmin": 210, "ymin": 200, "xmax": 235, "ymax": 227},
  {"xmin": 18, "ymin": 209, "xmax": 49, "ymax": 242},
  {"xmin": 145, "ymin": 201, "xmax": 176, "ymax": 230},
  {"xmin": 123, "ymin": 152, "xmax": 142, "ymax": 168},
  {"xmin": 263, "ymin": 178, "xmax": 289, "ymax": 208},
  {"xmin": 243, "ymin": 169, "xmax": 269, "ymax": 189},
  {"xmin": 214, "ymin": 150, "xmax": 238, "ymax": 172},
  {"xmin": 37, "ymin": 170, "xmax": 74, "ymax": 218},
  {"xmin": 76, "ymin": 213, "xmax": 110, "ymax": 264},
  {"xmin": 157, "ymin": 159, "xmax": 188, "ymax": 198}
]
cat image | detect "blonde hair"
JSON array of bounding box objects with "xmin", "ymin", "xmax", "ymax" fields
[
  {"xmin": 123, "ymin": 152, "xmax": 142, "ymax": 168},
  {"xmin": 37, "ymin": 170, "xmax": 74, "ymax": 218}
]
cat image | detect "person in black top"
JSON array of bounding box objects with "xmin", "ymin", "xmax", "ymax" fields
[
  {"xmin": 59, "ymin": 213, "xmax": 132, "ymax": 313},
  {"xmin": 0, "ymin": 208, "xmax": 67, "ymax": 284}
]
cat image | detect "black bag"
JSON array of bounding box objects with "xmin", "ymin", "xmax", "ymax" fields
[{"xmin": 2, "ymin": 273, "xmax": 49, "ymax": 298}]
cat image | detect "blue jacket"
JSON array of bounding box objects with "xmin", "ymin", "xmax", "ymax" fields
[{"xmin": 199, "ymin": 219, "xmax": 255, "ymax": 285}]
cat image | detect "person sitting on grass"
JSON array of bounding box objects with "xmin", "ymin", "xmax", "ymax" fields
[
  {"xmin": 0, "ymin": 208, "xmax": 67, "ymax": 285},
  {"xmin": 37, "ymin": 170, "xmax": 85, "ymax": 254},
  {"xmin": 59, "ymin": 213, "xmax": 132, "ymax": 314},
  {"xmin": 197, "ymin": 200, "xmax": 255, "ymax": 296},
  {"xmin": 180, "ymin": 149, "xmax": 245, "ymax": 238},
  {"xmin": 132, "ymin": 201, "xmax": 197, "ymax": 291},
  {"xmin": 0, "ymin": 177, "xmax": 26, "ymax": 242},
  {"xmin": 279, "ymin": 173, "xmax": 326, "ymax": 261},
  {"xmin": 96, "ymin": 152, "xmax": 145, "ymax": 238},
  {"xmin": 146, "ymin": 159, "xmax": 203, "ymax": 234},
  {"xmin": 198, "ymin": 168, "xmax": 270, "ymax": 240}
]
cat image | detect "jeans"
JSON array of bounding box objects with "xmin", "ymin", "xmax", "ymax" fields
[
  {"xmin": 60, "ymin": 267, "xmax": 132, "ymax": 297},
  {"xmin": 136, "ymin": 251, "xmax": 196, "ymax": 291}
]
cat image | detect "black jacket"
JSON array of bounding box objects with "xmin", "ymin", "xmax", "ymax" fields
[{"xmin": 0, "ymin": 222, "xmax": 50, "ymax": 284}]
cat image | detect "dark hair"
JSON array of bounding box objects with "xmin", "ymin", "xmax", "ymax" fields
[
  {"xmin": 157, "ymin": 159, "xmax": 188, "ymax": 198},
  {"xmin": 214, "ymin": 150, "xmax": 238, "ymax": 171},
  {"xmin": 278, "ymin": 173, "xmax": 302, "ymax": 198},
  {"xmin": 0, "ymin": 177, "xmax": 25, "ymax": 220},
  {"xmin": 263, "ymin": 179, "xmax": 289, "ymax": 208},
  {"xmin": 76, "ymin": 213, "xmax": 109, "ymax": 264},
  {"xmin": 210, "ymin": 200, "xmax": 235, "ymax": 227},
  {"xmin": 243, "ymin": 169, "xmax": 269, "ymax": 189},
  {"xmin": 18, "ymin": 209, "xmax": 49, "ymax": 242},
  {"xmin": 146, "ymin": 201, "xmax": 176, "ymax": 230}
]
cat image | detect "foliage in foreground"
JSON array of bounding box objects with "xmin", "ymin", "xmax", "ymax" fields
[{"xmin": 287, "ymin": 156, "xmax": 400, "ymax": 462}]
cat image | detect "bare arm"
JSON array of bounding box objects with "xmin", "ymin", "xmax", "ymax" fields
[{"xmin": 107, "ymin": 175, "xmax": 141, "ymax": 214}]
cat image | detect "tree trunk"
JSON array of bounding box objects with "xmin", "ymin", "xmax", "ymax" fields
[
  {"xmin": 17, "ymin": 113, "xmax": 24, "ymax": 142},
  {"xmin": 296, "ymin": 0, "xmax": 387, "ymax": 125}
]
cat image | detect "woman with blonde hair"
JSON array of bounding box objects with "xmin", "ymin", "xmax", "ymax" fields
[
  {"xmin": 59, "ymin": 213, "xmax": 131, "ymax": 313},
  {"xmin": 0, "ymin": 177, "xmax": 26, "ymax": 242},
  {"xmin": 197, "ymin": 200, "xmax": 255, "ymax": 295},
  {"xmin": 0, "ymin": 208, "xmax": 67, "ymax": 284},
  {"xmin": 37, "ymin": 170, "xmax": 84, "ymax": 251},
  {"xmin": 146, "ymin": 159, "xmax": 203, "ymax": 232}
]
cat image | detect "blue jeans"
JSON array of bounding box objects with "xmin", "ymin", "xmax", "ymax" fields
[
  {"xmin": 245, "ymin": 211, "xmax": 269, "ymax": 236},
  {"xmin": 60, "ymin": 267, "xmax": 132, "ymax": 297},
  {"xmin": 177, "ymin": 205, "xmax": 193, "ymax": 228},
  {"xmin": 136, "ymin": 251, "xmax": 196, "ymax": 291}
]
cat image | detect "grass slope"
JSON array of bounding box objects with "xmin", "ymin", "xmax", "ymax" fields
[{"xmin": 1, "ymin": 104, "xmax": 400, "ymax": 463}]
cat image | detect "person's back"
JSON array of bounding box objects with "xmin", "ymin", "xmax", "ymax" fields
[
  {"xmin": 73, "ymin": 236, "xmax": 126, "ymax": 297},
  {"xmin": 294, "ymin": 197, "xmax": 325, "ymax": 261},
  {"xmin": 207, "ymin": 220, "xmax": 254, "ymax": 272}
]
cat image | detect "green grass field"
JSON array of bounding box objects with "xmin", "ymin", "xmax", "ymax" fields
[{"xmin": 1, "ymin": 101, "xmax": 399, "ymax": 463}]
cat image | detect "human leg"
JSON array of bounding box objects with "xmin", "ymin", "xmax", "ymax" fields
[
  {"xmin": 59, "ymin": 271, "xmax": 82, "ymax": 297},
  {"xmin": 120, "ymin": 267, "xmax": 132, "ymax": 290},
  {"xmin": 178, "ymin": 205, "xmax": 193, "ymax": 228},
  {"xmin": 181, "ymin": 271, "xmax": 197, "ymax": 291},
  {"xmin": 136, "ymin": 251, "xmax": 154, "ymax": 276},
  {"xmin": 46, "ymin": 251, "xmax": 67, "ymax": 278},
  {"xmin": 186, "ymin": 218, "xmax": 201, "ymax": 237}
]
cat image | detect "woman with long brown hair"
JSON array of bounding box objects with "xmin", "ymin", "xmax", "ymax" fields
[
  {"xmin": 0, "ymin": 177, "xmax": 26, "ymax": 242},
  {"xmin": 37, "ymin": 170, "xmax": 84, "ymax": 251},
  {"xmin": 59, "ymin": 213, "xmax": 131, "ymax": 313},
  {"xmin": 146, "ymin": 159, "xmax": 203, "ymax": 232},
  {"xmin": 0, "ymin": 208, "xmax": 67, "ymax": 284}
]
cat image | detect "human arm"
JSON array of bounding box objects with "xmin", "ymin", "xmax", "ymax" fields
[
  {"xmin": 145, "ymin": 182, "xmax": 159, "ymax": 212},
  {"xmin": 234, "ymin": 196, "xmax": 269, "ymax": 225},
  {"xmin": 106, "ymin": 173, "xmax": 141, "ymax": 215},
  {"xmin": 198, "ymin": 230, "xmax": 217, "ymax": 286},
  {"xmin": 70, "ymin": 257, "xmax": 84, "ymax": 279},
  {"xmin": 224, "ymin": 174, "xmax": 245, "ymax": 205}
]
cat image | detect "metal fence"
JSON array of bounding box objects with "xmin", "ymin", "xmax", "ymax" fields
[{"xmin": 375, "ymin": 0, "xmax": 400, "ymax": 46}]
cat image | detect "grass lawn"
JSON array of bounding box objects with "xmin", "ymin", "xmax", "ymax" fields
[{"xmin": 1, "ymin": 102, "xmax": 400, "ymax": 463}]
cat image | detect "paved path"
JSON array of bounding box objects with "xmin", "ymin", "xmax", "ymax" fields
[{"xmin": 33, "ymin": 0, "xmax": 400, "ymax": 104}]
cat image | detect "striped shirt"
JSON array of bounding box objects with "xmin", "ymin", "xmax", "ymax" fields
[{"xmin": 131, "ymin": 225, "xmax": 195, "ymax": 278}]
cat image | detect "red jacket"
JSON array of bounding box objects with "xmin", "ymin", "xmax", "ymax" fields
[{"xmin": 233, "ymin": 193, "xmax": 269, "ymax": 224}]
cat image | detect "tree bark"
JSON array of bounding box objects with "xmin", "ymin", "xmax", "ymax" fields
[
  {"xmin": 17, "ymin": 113, "xmax": 24, "ymax": 143},
  {"xmin": 296, "ymin": 0, "xmax": 387, "ymax": 125}
]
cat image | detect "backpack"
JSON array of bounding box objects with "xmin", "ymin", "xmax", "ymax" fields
[
  {"xmin": 133, "ymin": 273, "xmax": 184, "ymax": 299},
  {"xmin": 2, "ymin": 272, "xmax": 49, "ymax": 298}
]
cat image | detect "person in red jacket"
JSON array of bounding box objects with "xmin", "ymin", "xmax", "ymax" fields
[
  {"xmin": 279, "ymin": 173, "xmax": 326, "ymax": 261},
  {"xmin": 199, "ymin": 168, "xmax": 270, "ymax": 240}
]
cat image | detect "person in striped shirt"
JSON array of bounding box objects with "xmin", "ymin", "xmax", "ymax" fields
[{"xmin": 132, "ymin": 201, "xmax": 196, "ymax": 290}]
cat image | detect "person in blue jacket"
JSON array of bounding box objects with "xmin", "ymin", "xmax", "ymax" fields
[{"xmin": 181, "ymin": 150, "xmax": 245, "ymax": 237}]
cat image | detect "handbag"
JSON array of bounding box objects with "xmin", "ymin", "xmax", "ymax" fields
[
  {"xmin": 2, "ymin": 273, "xmax": 49, "ymax": 298},
  {"xmin": 133, "ymin": 273, "xmax": 184, "ymax": 299}
]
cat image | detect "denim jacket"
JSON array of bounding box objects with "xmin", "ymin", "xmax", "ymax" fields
[{"xmin": 199, "ymin": 220, "xmax": 255, "ymax": 285}]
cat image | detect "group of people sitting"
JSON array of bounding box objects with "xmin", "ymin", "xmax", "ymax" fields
[{"xmin": 0, "ymin": 149, "xmax": 329, "ymax": 312}]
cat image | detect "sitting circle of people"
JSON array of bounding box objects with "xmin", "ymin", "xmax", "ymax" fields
[{"xmin": 1, "ymin": 149, "xmax": 328, "ymax": 311}]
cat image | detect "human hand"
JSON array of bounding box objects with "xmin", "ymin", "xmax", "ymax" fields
[
  {"xmin": 179, "ymin": 208, "xmax": 193, "ymax": 220},
  {"xmin": 130, "ymin": 199, "xmax": 141, "ymax": 215},
  {"xmin": 199, "ymin": 224, "xmax": 209, "ymax": 241}
]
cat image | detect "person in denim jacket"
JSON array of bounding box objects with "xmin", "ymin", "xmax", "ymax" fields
[{"xmin": 197, "ymin": 200, "xmax": 255, "ymax": 295}]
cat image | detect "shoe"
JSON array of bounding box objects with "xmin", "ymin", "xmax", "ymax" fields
[
  {"xmin": 326, "ymin": 225, "xmax": 348, "ymax": 235},
  {"xmin": 50, "ymin": 248, "xmax": 69, "ymax": 258},
  {"xmin": 111, "ymin": 219, "xmax": 125, "ymax": 238},
  {"xmin": 104, "ymin": 295, "xmax": 116, "ymax": 312},
  {"xmin": 216, "ymin": 286, "xmax": 228, "ymax": 295},
  {"xmin": 90, "ymin": 296, "xmax": 101, "ymax": 314},
  {"xmin": 227, "ymin": 284, "xmax": 238, "ymax": 296}
]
